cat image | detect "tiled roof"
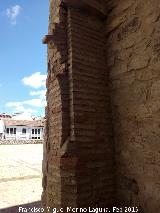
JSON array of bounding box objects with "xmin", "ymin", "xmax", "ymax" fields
[
  {"xmin": 4, "ymin": 119, "xmax": 44, "ymax": 127},
  {"xmin": 0, "ymin": 114, "xmax": 12, "ymax": 119}
]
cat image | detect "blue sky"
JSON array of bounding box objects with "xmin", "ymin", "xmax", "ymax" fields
[{"xmin": 0, "ymin": 0, "xmax": 49, "ymax": 117}]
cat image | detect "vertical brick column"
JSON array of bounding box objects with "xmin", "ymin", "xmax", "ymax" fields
[
  {"xmin": 42, "ymin": 0, "xmax": 115, "ymax": 210},
  {"xmin": 68, "ymin": 7, "xmax": 115, "ymax": 207}
]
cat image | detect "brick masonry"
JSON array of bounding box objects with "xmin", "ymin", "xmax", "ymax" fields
[
  {"xmin": 0, "ymin": 139, "xmax": 43, "ymax": 145},
  {"xmin": 42, "ymin": 0, "xmax": 160, "ymax": 212}
]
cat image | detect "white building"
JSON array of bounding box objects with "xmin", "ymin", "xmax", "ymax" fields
[
  {"xmin": 0, "ymin": 119, "xmax": 4, "ymax": 139},
  {"xmin": 2, "ymin": 119, "xmax": 44, "ymax": 140}
]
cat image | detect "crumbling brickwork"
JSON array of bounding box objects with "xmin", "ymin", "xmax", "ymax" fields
[
  {"xmin": 43, "ymin": 0, "xmax": 160, "ymax": 212},
  {"xmin": 43, "ymin": 0, "xmax": 115, "ymax": 209},
  {"xmin": 42, "ymin": 0, "xmax": 70, "ymax": 209}
]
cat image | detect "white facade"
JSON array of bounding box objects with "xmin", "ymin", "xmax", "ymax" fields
[
  {"xmin": 5, "ymin": 126, "xmax": 43, "ymax": 140},
  {"xmin": 0, "ymin": 113, "xmax": 44, "ymax": 140},
  {"xmin": 0, "ymin": 119, "xmax": 4, "ymax": 139}
]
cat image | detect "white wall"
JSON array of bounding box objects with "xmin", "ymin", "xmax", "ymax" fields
[
  {"xmin": 0, "ymin": 119, "xmax": 4, "ymax": 139},
  {"xmin": 0, "ymin": 120, "xmax": 4, "ymax": 134},
  {"xmin": 16, "ymin": 127, "xmax": 30, "ymax": 140},
  {"xmin": 5, "ymin": 126, "xmax": 44, "ymax": 140}
]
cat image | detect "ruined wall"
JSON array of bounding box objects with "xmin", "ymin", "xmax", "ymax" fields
[
  {"xmin": 42, "ymin": 0, "xmax": 115, "ymax": 209},
  {"xmin": 43, "ymin": 0, "xmax": 160, "ymax": 212},
  {"xmin": 42, "ymin": 0, "xmax": 71, "ymax": 209},
  {"xmin": 105, "ymin": 0, "xmax": 160, "ymax": 212}
]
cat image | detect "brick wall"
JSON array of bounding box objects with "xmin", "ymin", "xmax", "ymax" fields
[
  {"xmin": 42, "ymin": 0, "xmax": 70, "ymax": 209},
  {"xmin": 42, "ymin": 0, "xmax": 115, "ymax": 209},
  {"xmin": 43, "ymin": 0, "xmax": 160, "ymax": 212},
  {"xmin": 68, "ymin": 7, "xmax": 115, "ymax": 207}
]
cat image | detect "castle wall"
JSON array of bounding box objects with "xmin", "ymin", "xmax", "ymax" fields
[
  {"xmin": 105, "ymin": 0, "xmax": 160, "ymax": 212},
  {"xmin": 43, "ymin": 0, "xmax": 160, "ymax": 212},
  {"xmin": 42, "ymin": 0, "xmax": 115, "ymax": 209}
]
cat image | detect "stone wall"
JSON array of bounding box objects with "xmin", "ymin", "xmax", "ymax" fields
[
  {"xmin": 105, "ymin": 0, "xmax": 160, "ymax": 212},
  {"xmin": 43, "ymin": 0, "xmax": 160, "ymax": 212},
  {"xmin": 0, "ymin": 139, "xmax": 43, "ymax": 145}
]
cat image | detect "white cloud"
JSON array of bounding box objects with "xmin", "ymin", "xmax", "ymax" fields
[
  {"xmin": 3, "ymin": 5, "xmax": 22, "ymax": 25},
  {"xmin": 24, "ymin": 98, "xmax": 46, "ymax": 107},
  {"xmin": 6, "ymin": 102, "xmax": 35, "ymax": 112},
  {"xmin": 22, "ymin": 72, "xmax": 47, "ymax": 89},
  {"xmin": 5, "ymin": 72, "xmax": 47, "ymax": 117},
  {"xmin": 5, "ymin": 98, "xmax": 46, "ymax": 117},
  {"xmin": 13, "ymin": 112, "xmax": 35, "ymax": 121},
  {"xmin": 5, "ymin": 102, "xmax": 36, "ymax": 117},
  {"xmin": 30, "ymin": 89, "xmax": 46, "ymax": 98},
  {"xmin": 6, "ymin": 98, "xmax": 46, "ymax": 109}
]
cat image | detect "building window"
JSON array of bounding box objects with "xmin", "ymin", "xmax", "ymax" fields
[
  {"xmin": 6, "ymin": 128, "xmax": 16, "ymax": 135},
  {"xmin": 31, "ymin": 128, "xmax": 41, "ymax": 139},
  {"xmin": 22, "ymin": 128, "xmax": 26, "ymax": 134},
  {"xmin": 10, "ymin": 128, "xmax": 13, "ymax": 134}
]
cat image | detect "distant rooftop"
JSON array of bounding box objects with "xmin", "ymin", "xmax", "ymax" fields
[
  {"xmin": 4, "ymin": 119, "xmax": 44, "ymax": 127},
  {"xmin": 0, "ymin": 113, "xmax": 45, "ymax": 127},
  {"xmin": 0, "ymin": 114, "xmax": 12, "ymax": 119},
  {"xmin": 0, "ymin": 112, "xmax": 44, "ymax": 121}
]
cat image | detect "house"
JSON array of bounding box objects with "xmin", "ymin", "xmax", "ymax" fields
[
  {"xmin": 0, "ymin": 119, "xmax": 4, "ymax": 139},
  {"xmin": 0, "ymin": 114, "xmax": 44, "ymax": 140}
]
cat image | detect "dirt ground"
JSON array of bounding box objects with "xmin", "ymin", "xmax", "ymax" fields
[{"xmin": 0, "ymin": 144, "xmax": 43, "ymax": 211}]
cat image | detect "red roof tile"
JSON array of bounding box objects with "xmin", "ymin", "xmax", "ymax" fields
[{"xmin": 4, "ymin": 119, "xmax": 44, "ymax": 127}]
